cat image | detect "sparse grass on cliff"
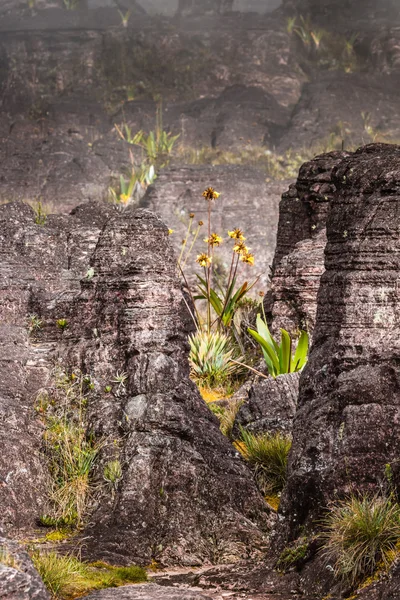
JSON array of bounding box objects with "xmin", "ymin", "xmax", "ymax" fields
[
  {"xmin": 31, "ymin": 551, "xmax": 147, "ymax": 599},
  {"xmin": 236, "ymin": 428, "xmax": 292, "ymax": 495},
  {"xmin": 38, "ymin": 369, "xmax": 101, "ymax": 529},
  {"xmin": 322, "ymin": 494, "xmax": 400, "ymax": 585},
  {"xmin": 176, "ymin": 144, "xmax": 311, "ymax": 180}
]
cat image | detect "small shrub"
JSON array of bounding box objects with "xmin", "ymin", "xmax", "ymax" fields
[
  {"xmin": 28, "ymin": 314, "xmax": 43, "ymax": 334},
  {"xmin": 322, "ymin": 495, "xmax": 400, "ymax": 585},
  {"xmin": 56, "ymin": 319, "xmax": 68, "ymax": 331},
  {"xmin": 237, "ymin": 428, "xmax": 292, "ymax": 495},
  {"xmin": 189, "ymin": 330, "xmax": 244, "ymax": 389},
  {"xmin": 44, "ymin": 418, "xmax": 101, "ymax": 525},
  {"xmin": 31, "ymin": 551, "xmax": 147, "ymax": 599}
]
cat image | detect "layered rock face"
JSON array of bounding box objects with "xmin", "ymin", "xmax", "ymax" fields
[
  {"xmin": 279, "ymin": 144, "xmax": 400, "ymax": 539},
  {"xmin": 0, "ymin": 201, "xmax": 269, "ymax": 565},
  {"xmin": 75, "ymin": 209, "xmax": 269, "ymax": 565},
  {"xmin": 0, "ymin": 201, "xmax": 117, "ymax": 535},
  {"xmin": 265, "ymin": 150, "xmax": 348, "ymax": 336}
]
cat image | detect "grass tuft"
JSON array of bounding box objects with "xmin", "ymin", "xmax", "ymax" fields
[
  {"xmin": 31, "ymin": 551, "xmax": 147, "ymax": 599},
  {"xmin": 236, "ymin": 428, "xmax": 292, "ymax": 495},
  {"xmin": 321, "ymin": 494, "xmax": 400, "ymax": 585}
]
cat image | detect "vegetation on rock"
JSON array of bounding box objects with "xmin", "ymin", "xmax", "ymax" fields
[
  {"xmin": 236, "ymin": 428, "xmax": 292, "ymax": 495},
  {"xmin": 38, "ymin": 369, "xmax": 101, "ymax": 530},
  {"xmin": 322, "ymin": 495, "xmax": 400, "ymax": 585},
  {"xmin": 31, "ymin": 551, "xmax": 147, "ymax": 599}
]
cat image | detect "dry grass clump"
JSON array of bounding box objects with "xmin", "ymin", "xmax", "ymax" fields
[
  {"xmin": 322, "ymin": 494, "xmax": 400, "ymax": 585},
  {"xmin": 236, "ymin": 428, "xmax": 292, "ymax": 495}
]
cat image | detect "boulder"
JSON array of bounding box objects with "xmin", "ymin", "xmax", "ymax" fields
[
  {"xmin": 232, "ymin": 372, "xmax": 300, "ymax": 437},
  {"xmin": 279, "ymin": 143, "xmax": 400, "ymax": 539},
  {"xmin": 0, "ymin": 537, "xmax": 50, "ymax": 599},
  {"xmin": 0, "ymin": 200, "xmax": 117, "ymax": 535},
  {"xmin": 73, "ymin": 208, "xmax": 270, "ymax": 565}
]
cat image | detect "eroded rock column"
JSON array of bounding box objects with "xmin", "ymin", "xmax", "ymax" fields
[{"xmin": 279, "ymin": 143, "xmax": 400, "ymax": 539}]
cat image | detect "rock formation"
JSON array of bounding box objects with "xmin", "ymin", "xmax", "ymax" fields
[
  {"xmin": 265, "ymin": 150, "xmax": 348, "ymax": 336},
  {"xmin": 0, "ymin": 200, "xmax": 117, "ymax": 535},
  {"xmin": 279, "ymin": 143, "xmax": 400, "ymax": 540},
  {"xmin": 0, "ymin": 200, "xmax": 269, "ymax": 566},
  {"xmin": 83, "ymin": 583, "xmax": 213, "ymax": 600},
  {"xmin": 75, "ymin": 209, "xmax": 269, "ymax": 565}
]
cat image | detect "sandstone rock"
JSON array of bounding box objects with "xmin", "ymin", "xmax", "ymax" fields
[
  {"xmin": 0, "ymin": 200, "xmax": 269, "ymax": 563},
  {"xmin": 0, "ymin": 200, "xmax": 117, "ymax": 535},
  {"xmin": 278, "ymin": 73, "xmax": 400, "ymax": 153},
  {"xmin": 353, "ymin": 561, "xmax": 400, "ymax": 600},
  {"xmin": 0, "ymin": 537, "xmax": 50, "ymax": 599},
  {"xmin": 142, "ymin": 165, "xmax": 288, "ymax": 291},
  {"xmin": 71, "ymin": 208, "xmax": 270, "ymax": 565},
  {"xmin": 232, "ymin": 372, "xmax": 300, "ymax": 437},
  {"xmin": 265, "ymin": 150, "xmax": 348, "ymax": 336},
  {"xmin": 279, "ymin": 143, "xmax": 400, "ymax": 539}
]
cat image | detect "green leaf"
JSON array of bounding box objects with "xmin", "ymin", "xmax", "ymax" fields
[
  {"xmin": 248, "ymin": 328, "xmax": 280, "ymax": 377},
  {"xmin": 291, "ymin": 330, "xmax": 309, "ymax": 372},
  {"xmin": 279, "ymin": 329, "xmax": 292, "ymax": 374},
  {"xmin": 120, "ymin": 175, "xmax": 127, "ymax": 195},
  {"xmin": 256, "ymin": 314, "xmax": 279, "ymax": 354}
]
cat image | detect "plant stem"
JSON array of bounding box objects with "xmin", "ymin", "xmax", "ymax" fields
[
  {"xmin": 229, "ymin": 358, "xmax": 268, "ymax": 379},
  {"xmin": 182, "ymin": 225, "xmax": 201, "ymax": 269},
  {"xmin": 207, "ymin": 199, "xmax": 212, "ymax": 333},
  {"xmin": 218, "ymin": 250, "xmax": 236, "ymax": 331},
  {"xmin": 178, "ymin": 216, "xmax": 194, "ymax": 267},
  {"xmin": 178, "ymin": 263, "xmax": 202, "ymax": 329}
]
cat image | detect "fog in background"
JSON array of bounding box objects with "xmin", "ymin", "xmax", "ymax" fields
[{"xmin": 0, "ymin": 0, "xmax": 399, "ymax": 218}]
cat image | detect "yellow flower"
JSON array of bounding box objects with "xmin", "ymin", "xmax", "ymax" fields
[
  {"xmin": 202, "ymin": 187, "xmax": 220, "ymax": 201},
  {"xmin": 168, "ymin": 229, "xmax": 174, "ymax": 235},
  {"xmin": 228, "ymin": 228, "xmax": 246, "ymax": 240},
  {"xmin": 233, "ymin": 241, "xmax": 249, "ymax": 255},
  {"xmin": 241, "ymin": 252, "xmax": 255, "ymax": 265},
  {"xmin": 196, "ymin": 253, "xmax": 212, "ymax": 268},
  {"xmin": 204, "ymin": 233, "xmax": 223, "ymax": 247},
  {"xmin": 120, "ymin": 194, "xmax": 130, "ymax": 204}
]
